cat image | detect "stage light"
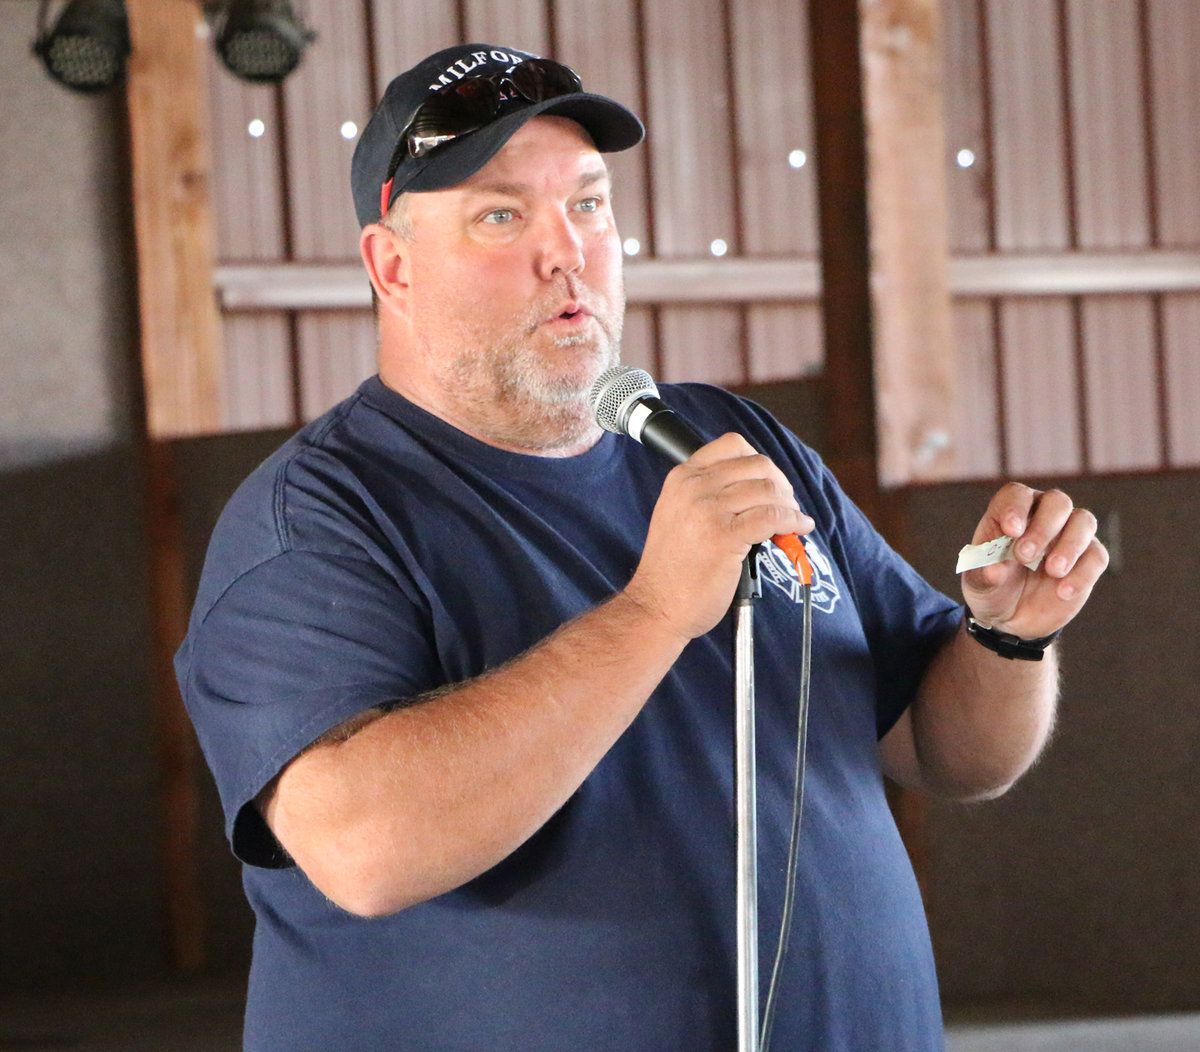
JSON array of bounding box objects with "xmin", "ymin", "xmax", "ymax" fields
[
  {"xmin": 33, "ymin": 0, "xmax": 130, "ymax": 94},
  {"xmin": 215, "ymin": 0, "xmax": 315, "ymax": 84}
]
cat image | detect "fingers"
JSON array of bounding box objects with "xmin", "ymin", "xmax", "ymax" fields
[
  {"xmin": 626, "ymin": 433, "xmax": 814, "ymax": 641},
  {"xmin": 965, "ymin": 482, "xmax": 1110, "ymax": 634},
  {"xmin": 982, "ymin": 484, "xmax": 1104, "ymax": 582},
  {"xmin": 669, "ymin": 433, "xmax": 814, "ymax": 544},
  {"xmin": 1053, "ymin": 537, "xmax": 1109, "ymax": 603}
]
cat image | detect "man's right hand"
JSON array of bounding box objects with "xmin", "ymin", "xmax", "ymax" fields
[{"xmin": 624, "ymin": 432, "xmax": 815, "ymax": 643}]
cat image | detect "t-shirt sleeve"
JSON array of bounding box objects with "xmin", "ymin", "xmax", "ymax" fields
[
  {"xmin": 177, "ymin": 547, "xmax": 439, "ymax": 867},
  {"xmin": 803, "ymin": 457, "xmax": 962, "ymax": 737}
]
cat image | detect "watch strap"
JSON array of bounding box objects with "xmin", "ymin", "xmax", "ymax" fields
[{"xmin": 964, "ymin": 608, "xmax": 1061, "ymax": 661}]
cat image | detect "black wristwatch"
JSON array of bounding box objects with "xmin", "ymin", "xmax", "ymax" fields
[{"xmin": 964, "ymin": 607, "xmax": 1061, "ymax": 661}]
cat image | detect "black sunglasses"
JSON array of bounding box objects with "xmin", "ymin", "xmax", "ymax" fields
[{"xmin": 383, "ymin": 58, "xmax": 584, "ymax": 186}]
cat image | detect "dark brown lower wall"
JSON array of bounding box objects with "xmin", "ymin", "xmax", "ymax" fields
[{"xmin": 906, "ymin": 472, "xmax": 1200, "ymax": 1016}]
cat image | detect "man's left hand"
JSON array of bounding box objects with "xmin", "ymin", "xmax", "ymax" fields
[{"xmin": 960, "ymin": 482, "xmax": 1109, "ymax": 640}]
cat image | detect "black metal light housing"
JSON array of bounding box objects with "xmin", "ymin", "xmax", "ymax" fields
[
  {"xmin": 215, "ymin": 0, "xmax": 315, "ymax": 84},
  {"xmin": 33, "ymin": 0, "xmax": 131, "ymax": 94}
]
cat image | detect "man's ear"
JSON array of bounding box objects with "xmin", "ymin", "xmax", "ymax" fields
[{"xmin": 359, "ymin": 223, "xmax": 411, "ymax": 314}]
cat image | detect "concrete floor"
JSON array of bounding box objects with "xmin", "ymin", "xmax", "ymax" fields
[{"xmin": 4, "ymin": 982, "xmax": 1200, "ymax": 1051}]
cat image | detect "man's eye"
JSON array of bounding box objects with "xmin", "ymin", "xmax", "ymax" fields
[
  {"xmin": 483, "ymin": 209, "xmax": 515, "ymax": 224},
  {"xmin": 577, "ymin": 197, "xmax": 601, "ymax": 213}
]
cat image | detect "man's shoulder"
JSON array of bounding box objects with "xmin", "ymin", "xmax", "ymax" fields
[
  {"xmin": 658, "ymin": 381, "xmax": 822, "ymax": 474},
  {"xmin": 192, "ymin": 383, "xmax": 392, "ymax": 603}
]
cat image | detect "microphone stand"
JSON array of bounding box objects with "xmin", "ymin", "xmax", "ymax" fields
[{"xmin": 734, "ymin": 546, "xmax": 762, "ymax": 1052}]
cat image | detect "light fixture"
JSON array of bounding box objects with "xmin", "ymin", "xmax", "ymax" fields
[
  {"xmin": 214, "ymin": 0, "xmax": 315, "ymax": 84},
  {"xmin": 33, "ymin": 0, "xmax": 130, "ymax": 94}
]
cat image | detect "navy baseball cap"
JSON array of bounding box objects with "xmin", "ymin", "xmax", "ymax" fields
[{"xmin": 351, "ymin": 43, "xmax": 644, "ymax": 227}]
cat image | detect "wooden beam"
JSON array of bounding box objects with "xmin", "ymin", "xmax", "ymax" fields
[
  {"xmin": 214, "ymin": 258, "xmax": 824, "ymax": 311},
  {"xmin": 212, "ymin": 250, "xmax": 1200, "ymax": 312},
  {"xmin": 862, "ymin": 0, "xmax": 957, "ymax": 486},
  {"xmin": 809, "ymin": 0, "xmax": 930, "ymax": 899},
  {"xmin": 809, "ymin": 0, "xmax": 880, "ymax": 512},
  {"xmin": 127, "ymin": 0, "xmax": 224, "ymax": 438},
  {"xmin": 950, "ymin": 250, "xmax": 1200, "ymax": 295},
  {"xmin": 125, "ymin": 0, "xmax": 213, "ymax": 972}
]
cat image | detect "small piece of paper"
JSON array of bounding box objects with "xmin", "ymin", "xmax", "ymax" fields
[{"xmin": 956, "ymin": 535, "xmax": 1044, "ymax": 574}]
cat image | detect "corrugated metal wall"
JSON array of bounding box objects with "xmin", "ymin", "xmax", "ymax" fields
[
  {"xmin": 206, "ymin": 0, "xmax": 1200, "ymax": 480},
  {"xmin": 944, "ymin": 0, "xmax": 1200, "ymax": 478}
]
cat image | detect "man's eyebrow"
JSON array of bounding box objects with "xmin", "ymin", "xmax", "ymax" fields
[{"xmin": 463, "ymin": 168, "xmax": 612, "ymax": 199}]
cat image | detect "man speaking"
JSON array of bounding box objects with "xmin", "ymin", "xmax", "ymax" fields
[{"xmin": 177, "ymin": 42, "xmax": 1107, "ymax": 1051}]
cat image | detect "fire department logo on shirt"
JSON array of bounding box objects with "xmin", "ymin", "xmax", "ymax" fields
[{"xmin": 757, "ymin": 535, "xmax": 841, "ymax": 613}]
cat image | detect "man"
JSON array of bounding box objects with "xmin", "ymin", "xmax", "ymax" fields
[{"xmin": 177, "ymin": 43, "xmax": 1107, "ymax": 1050}]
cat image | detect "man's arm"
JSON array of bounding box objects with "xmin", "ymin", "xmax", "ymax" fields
[
  {"xmin": 880, "ymin": 483, "xmax": 1107, "ymax": 800},
  {"xmin": 257, "ymin": 433, "xmax": 813, "ymax": 917}
]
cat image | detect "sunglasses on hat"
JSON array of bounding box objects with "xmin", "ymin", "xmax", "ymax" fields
[{"xmin": 379, "ymin": 58, "xmax": 583, "ymax": 216}]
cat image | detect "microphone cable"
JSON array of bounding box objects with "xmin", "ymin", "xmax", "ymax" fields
[{"xmin": 759, "ymin": 569, "xmax": 814, "ymax": 1052}]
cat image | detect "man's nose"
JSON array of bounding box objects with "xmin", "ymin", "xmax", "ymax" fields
[{"xmin": 536, "ymin": 212, "xmax": 586, "ymax": 281}]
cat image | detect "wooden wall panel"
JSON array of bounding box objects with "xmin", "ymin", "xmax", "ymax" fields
[
  {"xmin": 368, "ymin": 0, "xmax": 461, "ymax": 98},
  {"xmin": 951, "ymin": 300, "xmax": 1002, "ymax": 479},
  {"xmin": 1161, "ymin": 293, "xmax": 1200, "ymax": 467},
  {"xmin": 193, "ymin": 0, "xmax": 1200, "ymax": 480},
  {"xmin": 1146, "ymin": 2, "xmax": 1200, "ymax": 470},
  {"xmin": 747, "ymin": 305, "xmax": 822, "ymax": 383},
  {"xmin": 985, "ymin": 2, "xmax": 1080, "ymax": 480},
  {"xmin": 730, "ymin": 0, "xmax": 817, "ymax": 257},
  {"xmin": 1147, "ymin": 1, "xmax": 1200, "ymax": 246},
  {"xmin": 555, "ymin": 0, "xmax": 650, "ymax": 261},
  {"xmin": 643, "ymin": 0, "xmax": 741, "ymax": 383},
  {"xmin": 462, "ymin": 1, "xmax": 549, "ymax": 54},
  {"xmin": 731, "ymin": 0, "xmax": 820, "ymax": 383},
  {"xmin": 207, "ymin": 53, "xmax": 292, "ymax": 434},
  {"xmin": 659, "ymin": 307, "xmax": 744, "ymax": 386},
  {"xmin": 207, "ymin": 74, "xmax": 286, "ymax": 260},
  {"xmin": 642, "ymin": 0, "xmax": 736, "ymax": 258},
  {"xmin": 941, "ymin": 0, "xmax": 991, "ymax": 252},
  {"xmin": 619, "ymin": 306, "xmax": 657, "ymax": 376},
  {"xmin": 1081, "ymin": 297, "xmax": 1160, "ymax": 471},
  {"xmin": 1066, "ymin": 2, "xmax": 1161, "ymax": 474},
  {"xmin": 297, "ymin": 313, "xmax": 378, "ymax": 421},
  {"xmin": 998, "ymin": 298, "xmax": 1081, "ymax": 477},
  {"xmin": 1065, "ymin": 0, "xmax": 1150, "ymax": 249},
  {"xmin": 984, "ymin": 0, "xmax": 1069, "ymax": 251},
  {"xmin": 220, "ymin": 314, "xmax": 296, "ymax": 431},
  {"xmin": 281, "ymin": 0, "xmax": 370, "ymax": 260}
]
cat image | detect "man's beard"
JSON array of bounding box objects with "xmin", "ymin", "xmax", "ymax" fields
[{"xmin": 444, "ymin": 284, "xmax": 625, "ymax": 453}]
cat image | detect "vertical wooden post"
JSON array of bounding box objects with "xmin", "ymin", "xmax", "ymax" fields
[
  {"xmin": 126, "ymin": 0, "xmax": 224, "ymax": 438},
  {"xmin": 125, "ymin": 0, "xmax": 223, "ymax": 970},
  {"xmin": 140, "ymin": 437, "xmax": 206, "ymax": 972},
  {"xmin": 809, "ymin": 0, "xmax": 955, "ymax": 896},
  {"xmin": 808, "ymin": 0, "xmax": 885, "ymax": 518},
  {"xmin": 809, "ymin": 0, "xmax": 956, "ymax": 499},
  {"xmin": 862, "ymin": 0, "xmax": 958, "ymax": 487}
]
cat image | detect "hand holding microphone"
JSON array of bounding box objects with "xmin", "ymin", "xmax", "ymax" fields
[{"xmin": 588, "ymin": 366, "xmax": 814, "ymax": 639}]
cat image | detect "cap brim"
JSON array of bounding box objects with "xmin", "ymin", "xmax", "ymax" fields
[{"xmin": 394, "ymin": 92, "xmax": 644, "ymax": 196}]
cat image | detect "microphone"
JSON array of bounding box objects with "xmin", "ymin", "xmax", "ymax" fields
[
  {"xmin": 589, "ymin": 365, "xmax": 705, "ymax": 463},
  {"xmin": 588, "ymin": 366, "xmax": 812, "ymax": 583}
]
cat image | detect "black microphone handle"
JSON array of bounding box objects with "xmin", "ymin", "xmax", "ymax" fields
[
  {"xmin": 618, "ymin": 385, "xmax": 811, "ymax": 591},
  {"xmin": 637, "ymin": 404, "xmax": 705, "ymax": 465},
  {"xmin": 636, "ymin": 401, "xmax": 762, "ymax": 596}
]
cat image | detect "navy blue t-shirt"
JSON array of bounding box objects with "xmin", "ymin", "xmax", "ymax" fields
[{"xmin": 176, "ymin": 376, "xmax": 960, "ymax": 1051}]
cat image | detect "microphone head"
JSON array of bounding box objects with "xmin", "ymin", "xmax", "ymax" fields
[{"xmin": 589, "ymin": 365, "xmax": 659, "ymax": 435}]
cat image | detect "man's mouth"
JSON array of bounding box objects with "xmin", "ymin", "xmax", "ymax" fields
[{"xmin": 553, "ymin": 301, "xmax": 586, "ymax": 322}]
